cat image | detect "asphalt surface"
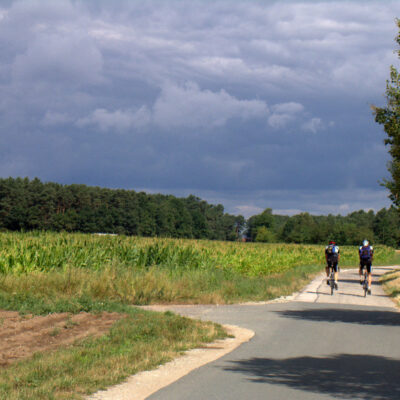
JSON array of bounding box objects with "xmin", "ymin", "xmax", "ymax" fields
[{"xmin": 148, "ymin": 266, "xmax": 400, "ymax": 400}]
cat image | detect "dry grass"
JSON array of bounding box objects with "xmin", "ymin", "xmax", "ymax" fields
[
  {"xmin": 0, "ymin": 263, "xmax": 323, "ymax": 307},
  {"xmin": 380, "ymin": 269, "xmax": 400, "ymax": 307}
]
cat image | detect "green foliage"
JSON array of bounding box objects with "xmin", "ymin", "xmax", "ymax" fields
[
  {"xmin": 246, "ymin": 207, "xmax": 400, "ymax": 247},
  {"xmin": 373, "ymin": 206, "xmax": 400, "ymax": 247},
  {"xmin": 280, "ymin": 213, "xmax": 317, "ymax": 244},
  {"xmin": 255, "ymin": 226, "xmax": 276, "ymax": 243},
  {"xmin": 0, "ymin": 231, "xmax": 396, "ymax": 309},
  {"xmin": 0, "ymin": 178, "xmax": 242, "ymax": 241},
  {"xmin": 0, "ymin": 290, "xmax": 128, "ymax": 316},
  {"xmin": 1, "ymin": 177, "xmax": 397, "ymax": 248},
  {"xmin": 247, "ymin": 208, "xmax": 274, "ymax": 241},
  {"xmin": 0, "ymin": 232, "xmax": 394, "ymax": 280},
  {"xmin": 373, "ymin": 19, "xmax": 400, "ymax": 207}
]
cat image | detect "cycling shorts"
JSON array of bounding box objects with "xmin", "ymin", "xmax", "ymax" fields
[
  {"xmin": 360, "ymin": 260, "xmax": 372, "ymax": 274},
  {"xmin": 327, "ymin": 260, "xmax": 338, "ymax": 272}
]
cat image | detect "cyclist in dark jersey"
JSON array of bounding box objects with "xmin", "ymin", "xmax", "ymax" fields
[
  {"xmin": 359, "ymin": 239, "xmax": 374, "ymax": 294},
  {"xmin": 325, "ymin": 240, "xmax": 340, "ymax": 289}
]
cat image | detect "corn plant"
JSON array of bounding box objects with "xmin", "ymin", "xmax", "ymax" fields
[{"xmin": 0, "ymin": 232, "xmax": 395, "ymax": 277}]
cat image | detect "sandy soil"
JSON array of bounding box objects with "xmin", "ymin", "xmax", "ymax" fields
[{"xmin": 0, "ymin": 310, "xmax": 122, "ymax": 367}]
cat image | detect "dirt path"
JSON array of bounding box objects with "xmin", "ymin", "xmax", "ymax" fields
[{"xmin": 0, "ymin": 311, "xmax": 122, "ymax": 367}]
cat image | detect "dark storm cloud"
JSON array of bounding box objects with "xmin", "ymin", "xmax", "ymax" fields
[{"xmin": 0, "ymin": 0, "xmax": 398, "ymax": 216}]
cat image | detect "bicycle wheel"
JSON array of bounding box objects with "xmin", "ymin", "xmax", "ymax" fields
[
  {"xmin": 330, "ymin": 275, "xmax": 334, "ymax": 295},
  {"xmin": 363, "ymin": 273, "xmax": 367, "ymax": 297}
]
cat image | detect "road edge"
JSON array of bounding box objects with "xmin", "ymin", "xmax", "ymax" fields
[{"xmin": 87, "ymin": 324, "xmax": 254, "ymax": 400}]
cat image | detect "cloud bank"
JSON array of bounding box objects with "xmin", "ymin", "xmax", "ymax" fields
[{"xmin": 0, "ymin": 0, "xmax": 398, "ymax": 216}]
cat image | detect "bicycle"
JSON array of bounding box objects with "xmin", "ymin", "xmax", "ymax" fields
[
  {"xmin": 362, "ymin": 268, "xmax": 370, "ymax": 297},
  {"xmin": 328, "ymin": 267, "xmax": 336, "ymax": 295}
]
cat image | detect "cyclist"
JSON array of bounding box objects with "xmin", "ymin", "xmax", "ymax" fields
[
  {"xmin": 359, "ymin": 239, "xmax": 374, "ymax": 294},
  {"xmin": 325, "ymin": 240, "xmax": 340, "ymax": 289}
]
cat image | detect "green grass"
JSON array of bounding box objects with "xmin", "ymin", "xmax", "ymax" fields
[
  {"xmin": 0, "ymin": 264, "xmax": 324, "ymax": 311},
  {"xmin": 0, "ymin": 306, "xmax": 226, "ymax": 400},
  {"xmin": 380, "ymin": 268, "xmax": 400, "ymax": 307}
]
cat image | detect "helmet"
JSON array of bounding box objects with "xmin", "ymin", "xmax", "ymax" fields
[
  {"xmin": 362, "ymin": 239, "xmax": 369, "ymax": 246},
  {"xmin": 329, "ymin": 240, "xmax": 336, "ymax": 245}
]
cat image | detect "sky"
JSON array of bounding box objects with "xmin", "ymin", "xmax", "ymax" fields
[{"xmin": 1, "ymin": 0, "xmax": 400, "ymax": 218}]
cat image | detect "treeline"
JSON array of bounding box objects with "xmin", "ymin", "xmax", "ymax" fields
[
  {"xmin": 0, "ymin": 177, "xmax": 244, "ymax": 240},
  {"xmin": 1, "ymin": 177, "xmax": 399, "ymax": 246},
  {"xmin": 247, "ymin": 208, "xmax": 400, "ymax": 247}
]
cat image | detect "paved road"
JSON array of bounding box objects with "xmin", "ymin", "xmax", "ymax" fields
[{"xmin": 148, "ymin": 266, "xmax": 400, "ymax": 400}]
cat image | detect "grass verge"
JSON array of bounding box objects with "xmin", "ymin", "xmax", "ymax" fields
[
  {"xmin": 0, "ymin": 305, "xmax": 226, "ymax": 400},
  {"xmin": 0, "ymin": 263, "xmax": 324, "ymax": 308},
  {"xmin": 380, "ymin": 269, "xmax": 400, "ymax": 308}
]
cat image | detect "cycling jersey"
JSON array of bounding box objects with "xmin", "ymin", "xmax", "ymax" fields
[
  {"xmin": 325, "ymin": 244, "xmax": 340, "ymax": 260},
  {"xmin": 325, "ymin": 244, "xmax": 340, "ymax": 271},
  {"xmin": 359, "ymin": 245, "xmax": 373, "ymax": 274},
  {"xmin": 359, "ymin": 245, "xmax": 373, "ymax": 261}
]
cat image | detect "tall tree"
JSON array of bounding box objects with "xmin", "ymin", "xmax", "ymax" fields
[
  {"xmin": 373, "ymin": 206, "xmax": 400, "ymax": 246},
  {"xmin": 247, "ymin": 208, "xmax": 274, "ymax": 241},
  {"xmin": 373, "ymin": 19, "xmax": 400, "ymax": 206},
  {"xmin": 280, "ymin": 213, "xmax": 317, "ymax": 244}
]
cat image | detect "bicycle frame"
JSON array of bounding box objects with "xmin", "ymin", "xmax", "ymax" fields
[
  {"xmin": 362, "ymin": 268, "xmax": 368, "ymax": 297},
  {"xmin": 328, "ymin": 267, "xmax": 336, "ymax": 295}
]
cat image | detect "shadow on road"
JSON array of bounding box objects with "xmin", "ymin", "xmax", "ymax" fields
[
  {"xmin": 225, "ymin": 354, "xmax": 400, "ymax": 399},
  {"xmin": 316, "ymin": 291, "xmax": 369, "ymax": 299},
  {"xmin": 336, "ymin": 279, "xmax": 379, "ymax": 285},
  {"xmin": 276, "ymin": 308, "xmax": 400, "ymax": 326}
]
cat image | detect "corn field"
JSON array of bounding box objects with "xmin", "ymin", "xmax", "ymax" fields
[{"xmin": 0, "ymin": 231, "xmax": 395, "ymax": 277}]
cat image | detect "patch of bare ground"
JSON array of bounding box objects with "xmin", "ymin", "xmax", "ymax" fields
[{"xmin": 0, "ymin": 310, "xmax": 123, "ymax": 367}]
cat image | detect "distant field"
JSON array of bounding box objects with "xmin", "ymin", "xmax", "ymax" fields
[
  {"xmin": 0, "ymin": 231, "xmax": 396, "ymax": 305},
  {"xmin": 0, "ymin": 231, "xmax": 394, "ymax": 276}
]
